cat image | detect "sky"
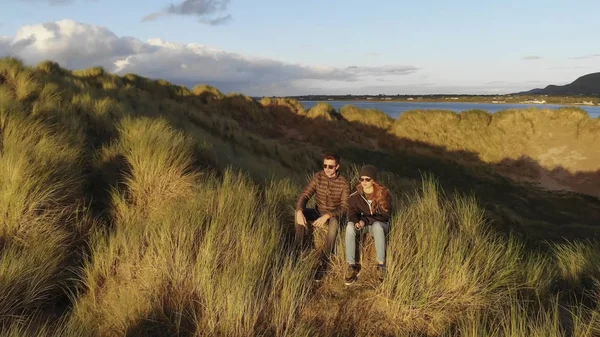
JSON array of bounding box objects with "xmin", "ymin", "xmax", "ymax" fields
[{"xmin": 0, "ymin": 0, "xmax": 599, "ymax": 96}]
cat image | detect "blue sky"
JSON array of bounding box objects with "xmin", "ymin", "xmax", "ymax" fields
[{"xmin": 1, "ymin": 0, "xmax": 599, "ymax": 95}]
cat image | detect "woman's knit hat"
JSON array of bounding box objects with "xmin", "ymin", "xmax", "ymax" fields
[{"xmin": 359, "ymin": 164, "xmax": 377, "ymax": 180}]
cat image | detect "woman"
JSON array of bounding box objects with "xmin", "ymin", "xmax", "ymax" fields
[{"xmin": 344, "ymin": 164, "xmax": 392, "ymax": 285}]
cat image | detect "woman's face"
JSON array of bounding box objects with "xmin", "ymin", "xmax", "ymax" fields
[{"xmin": 360, "ymin": 176, "xmax": 374, "ymax": 189}]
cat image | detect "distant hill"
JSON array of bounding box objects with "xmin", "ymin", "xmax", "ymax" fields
[{"xmin": 519, "ymin": 72, "xmax": 600, "ymax": 96}]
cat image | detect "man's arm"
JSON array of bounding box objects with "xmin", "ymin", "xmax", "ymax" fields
[
  {"xmin": 347, "ymin": 194, "xmax": 360, "ymax": 223},
  {"xmin": 296, "ymin": 173, "xmax": 318, "ymax": 211}
]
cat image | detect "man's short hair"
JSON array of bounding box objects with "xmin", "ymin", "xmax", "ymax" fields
[{"xmin": 323, "ymin": 152, "xmax": 340, "ymax": 164}]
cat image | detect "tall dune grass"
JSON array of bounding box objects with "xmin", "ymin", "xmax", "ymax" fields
[
  {"xmin": 0, "ymin": 104, "xmax": 85, "ymax": 324},
  {"xmin": 65, "ymin": 117, "xmax": 318, "ymax": 336},
  {"xmin": 260, "ymin": 97, "xmax": 306, "ymax": 116},
  {"xmin": 377, "ymin": 175, "xmax": 555, "ymax": 334},
  {"xmin": 306, "ymin": 102, "xmax": 341, "ymax": 121},
  {"xmin": 392, "ymin": 107, "xmax": 600, "ymax": 172},
  {"xmin": 445, "ymin": 294, "xmax": 600, "ymax": 337},
  {"xmin": 2, "ymin": 57, "xmax": 600, "ymax": 336},
  {"xmin": 340, "ymin": 104, "xmax": 394, "ymax": 128}
]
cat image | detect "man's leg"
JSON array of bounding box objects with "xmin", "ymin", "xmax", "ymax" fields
[
  {"xmin": 313, "ymin": 215, "xmax": 340, "ymax": 282},
  {"xmin": 294, "ymin": 222, "xmax": 308, "ymax": 246},
  {"xmin": 323, "ymin": 216, "xmax": 340, "ymax": 260},
  {"xmin": 294, "ymin": 209, "xmax": 319, "ymax": 248}
]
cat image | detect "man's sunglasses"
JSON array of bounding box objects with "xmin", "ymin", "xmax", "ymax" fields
[
  {"xmin": 359, "ymin": 177, "xmax": 372, "ymax": 182},
  {"xmin": 323, "ymin": 164, "xmax": 337, "ymax": 169}
]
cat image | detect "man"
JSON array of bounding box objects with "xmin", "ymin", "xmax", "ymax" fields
[{"xmin": 295, "ymin": 153, "xmax": 350, "ymax": 280}]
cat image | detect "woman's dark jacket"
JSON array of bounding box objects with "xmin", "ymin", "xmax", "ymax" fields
[{"xmin": 347, "ymin": 186, "xmax": 392, "ymax": 226}]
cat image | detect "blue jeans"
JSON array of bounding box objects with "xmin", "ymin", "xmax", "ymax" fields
[{"xmin": 345, "ymin": 221, "xmax": 390, "ymax": 265}]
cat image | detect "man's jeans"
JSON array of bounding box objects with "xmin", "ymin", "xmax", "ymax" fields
[
  {"xmin": 295, "ymin": 208, "xmax": 339, "ymax": 259},
  {"xmin": 345, "ymin": 221, "xmax": 390, "ymax": 265}
]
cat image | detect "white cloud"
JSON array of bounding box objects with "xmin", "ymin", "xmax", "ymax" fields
[
  {"xmin": 345, "ymin": 65, "xmax": 418, "ymax": 76},
  {"xmin": 143, "ymin": 0, "xmax": 233, "ymax": 25},
  {"xmin": 15, "ymin": 0, "xmax": 96, "ymax": 5},
  {"xmin": 1, "ymin": 20, "xmax": 154, "ymax": 70},
  {"xmin": 569, "ymin": 54, "xmax": 600, "ymax": 60},
  {"xmin": 522, "ymin": 55, "xmax": 542, "ymax": 60},
  {"xmin": 17, "ymin": 0, "xmax": 74, "ymax": 4},
  {"xmin": 201, "ymin": 14, "xmax": 233, "ymax": 26},
  {"xmin": 0, "ymin": 20, "xmax": 420, "ymax": 95}
]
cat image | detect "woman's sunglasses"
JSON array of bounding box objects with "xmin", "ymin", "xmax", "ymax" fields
[
  {"xmin": 323, "ymin": 164, "xmax": 337, "ymax": 169},
  {"xmin": 359, "ymin": 177, "xmax": 372, "ymax": 182}
]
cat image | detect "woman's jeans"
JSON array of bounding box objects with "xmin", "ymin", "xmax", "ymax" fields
[{"xmin": 345, "ymin": 221, "xmax": 390, "ymax": 265}]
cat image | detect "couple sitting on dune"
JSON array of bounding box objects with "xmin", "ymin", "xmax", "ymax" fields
[{"xmin": 295, "ymin": 153, "xmax": 392, "ymax": 285}]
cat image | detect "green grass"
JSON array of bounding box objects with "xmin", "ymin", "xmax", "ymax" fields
[{"xmin": 2, "ymin": 57, "xmax": 600, "ymax": 336}]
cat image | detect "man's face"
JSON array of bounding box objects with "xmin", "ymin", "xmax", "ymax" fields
[{"xmin": 323, "ymin": 159, "xmax": 339, "ymax": 178}]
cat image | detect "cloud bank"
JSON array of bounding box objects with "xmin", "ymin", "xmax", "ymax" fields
[
  {"xmin": 0, "ymin": 20, "xmax": 420, "ymax": 95},
  {"xmin": 16, "ymin": 0, "xmax": 94, "ymax": 4},
  {"xmin": 569, "ymin": 54, "xmax": 600, "ymax": 60},
  {"xmin": 522, "ymin": 55, "xmax": 542, "ymax": 60}
]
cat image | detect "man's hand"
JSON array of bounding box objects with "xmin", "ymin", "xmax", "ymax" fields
[
  {"xmin": 313, "ymin": 214, "xmax": 331, "ymax": 228},
  {"xmin": 296, "ymin": 210, "xmax": 307, "ymax": 227},
  {"xmin": 355, "ymin": 220, "xmax": 365, "ymax": 230}
]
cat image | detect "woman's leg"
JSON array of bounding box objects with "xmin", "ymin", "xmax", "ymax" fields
[
  {"xmin": 345, "ymin": 222, "xmax": 360, "ymax": 265},
  {"xmin": 368, "ymin": 221, "xmax": 390, "ymax": 265}
]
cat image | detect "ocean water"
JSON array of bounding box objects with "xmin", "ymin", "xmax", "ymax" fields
[{"xmin": 299, "ymin": 101, "xmax": 600, "ymax": 119}]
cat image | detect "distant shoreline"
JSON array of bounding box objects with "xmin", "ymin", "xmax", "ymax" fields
[
  {"xmin": 293, "ymin": 98, "xmax": 598, "ymax": 106},
  {"xmin": 295, "ymin": 99, "xmax": 600, "ymax": 118}
]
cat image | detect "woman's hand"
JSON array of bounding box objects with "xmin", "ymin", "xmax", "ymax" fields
[{"xmin": 355, "ymin": 220, "xmax": 365, "ymax": 230}]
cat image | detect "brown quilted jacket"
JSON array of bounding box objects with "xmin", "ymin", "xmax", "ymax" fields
[{"xmin": 296, "ymin": 171, "xmax": 350, "ymax": 218}]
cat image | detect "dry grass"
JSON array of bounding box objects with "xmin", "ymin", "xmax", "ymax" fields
[
  {"xmin": 2, "ymin": 57, "xmax": 600, "ymax": 336},
  {"xmin": 552, "ymin": 240, "xmax": 600, "ymax": 287},
  {"xmin": 374, "ymin": 175, "xmax": 552, "ymax": 335},
  {"xmin": 340, "ymin": 104, "xmax": 394, "ymax": 128},
  {"xmin": 305, "ymin": 102, "xmax": 341, "ymax": 121},
  {"xmin": 260, "ymin": 97, "xmax": 307, "ymax": 116},
  {"xmin": 445, "ymin": 293, "xmax": 600, "ymax": 337},
  {"xmin": 192, "ymin": 84, "xmax": 224, "ymax": 103},
  {"xmin": 0, "ymin": 83, "xmax": 89, "ymax": 326},
  {"xmin": 392, "ymin": 107, "xmax": 600, "ymax": 172}
]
